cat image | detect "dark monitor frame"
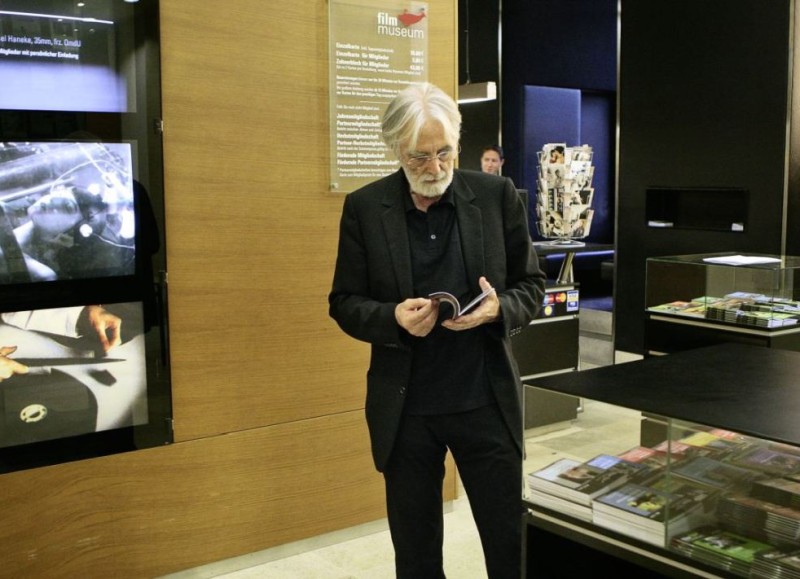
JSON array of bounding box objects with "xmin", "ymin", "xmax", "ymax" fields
[{"xmin": 0, "ymin": 0, "xmax": 170, "ymax": 474}]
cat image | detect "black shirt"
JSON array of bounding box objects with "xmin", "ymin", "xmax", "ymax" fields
[{"xmin": 403, "ymin": 187, "xmax": 493, "ymax": 415}]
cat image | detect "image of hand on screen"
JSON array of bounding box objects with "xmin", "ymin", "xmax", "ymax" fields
[
  {"xmin": 0, "ymin": 303, "xmax": 123, "ymax": 379},
  {"xmin": 79, "ymin": 305, "xmax": 122, "ymax": 354},
  {"xmin": 2, "ymin": 306, "xmax": 122, "ymax": 354},
  {"xmin": 0, "ymin": 303, "xmax": 148, "ymax": 447},
  {"xmin": 0, "ymin": 345, "xmax": 29, "ymax": 382}
]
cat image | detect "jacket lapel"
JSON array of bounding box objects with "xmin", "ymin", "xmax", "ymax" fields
[
  {"xmin": 452, "ymin": 171, "xmax": 485, "ymax": 291},
  {"xmin": 380, "ymin": 169, "xmax": 487, "ymax": 297},
  {"xmin": 381, "ymin": 170, "xmax": 415, "ymax": 297}
]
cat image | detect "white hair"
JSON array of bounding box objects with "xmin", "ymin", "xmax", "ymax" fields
[{"xmin": 381, "ymin": 82, "xmax": 461, "ymax": 157}]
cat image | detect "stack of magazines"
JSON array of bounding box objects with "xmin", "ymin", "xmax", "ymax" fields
[
  {"xmin": 527, "ymin": 427, "xmax": 800, "ymax": 566},
  {"xmin": 592, "ymin": 472, "xmax": 719, "ymax": 547},
  {"xmin": 534, "ymin": 143, "xmax": 595, "ymax": 243},
  {"xmin": 671, "ymin": 527, "xmax": 776, "ymax": 576},
  {"xmin": 648, "ymin": 292, "xmax": 800, "ymax": 328},
  {"xmin": 751, "ymin": 475, "xmax": 800, "ymax": 509},
  {"xmin": 717, "ymin": 495, "xmax": 800, "ymax": 546},
  {"xmin": 526, "ymin": 453, "xmax": 653, "ymax": 522},
  {"xmin": 751, "ymin": 548, "xmax": 800, "ymax": 579}
]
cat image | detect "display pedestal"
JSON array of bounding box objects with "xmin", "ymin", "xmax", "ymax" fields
[{"xmin": 511, "ymin": 282, "xmax": 581, "ymax": 429}]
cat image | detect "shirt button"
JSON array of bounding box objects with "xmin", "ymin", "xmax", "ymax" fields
[{"xmin": 430, "ymin": 234, "xmax": 436, "ymax": 240}]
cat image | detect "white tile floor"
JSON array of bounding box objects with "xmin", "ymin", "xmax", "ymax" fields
[
  {"xmin": 163, "ymin": 310, "xmax": 630, "ymax": 579},
  {"xmin": 163, "ymin": 398, "xmax": 640, "ymax": 579}
]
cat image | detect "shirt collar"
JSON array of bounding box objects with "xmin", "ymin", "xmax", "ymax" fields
[{"xmin": 402, "ymin": 180, "xmax": 455, "ymax": 213}]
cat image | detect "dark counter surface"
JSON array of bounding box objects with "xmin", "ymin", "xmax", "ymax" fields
[{"xmin": 528, "ymin": 343, "xmax": 800, "ymax": 446}]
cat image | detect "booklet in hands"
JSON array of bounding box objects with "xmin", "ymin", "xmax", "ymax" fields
[{"xmin": 429, "ymin": 287, "xmax": 496, "ymax": 319}]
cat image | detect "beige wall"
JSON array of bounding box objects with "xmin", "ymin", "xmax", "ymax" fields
[{"xmin": 0, "ymin": 1, "xmax": 458, "ymax": 577}]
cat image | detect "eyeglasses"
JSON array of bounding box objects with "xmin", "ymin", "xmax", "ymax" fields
[{"xmin": 404, "ymin": 147, "xmax": 458, "ymax": 169}]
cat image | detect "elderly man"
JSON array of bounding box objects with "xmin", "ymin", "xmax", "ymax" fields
[{"xmin": 329, "ymin": 82, "xmax": 545, "ymax": 578}]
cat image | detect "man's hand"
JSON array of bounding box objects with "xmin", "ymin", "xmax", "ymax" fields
[
  {"xmin": 395, "ymin": 298, "xmax": 439, "ymax": 337},
  {"xmin": 83, "ymin": 306, "xmax": 122, "ymax": 353},
  {"xmin": 442, "ymin": 277, "xmax": 500, "ymax": 332},
  {"xmin": 0, "ymin": 346, "xmax": 29, "ymax": 382}
]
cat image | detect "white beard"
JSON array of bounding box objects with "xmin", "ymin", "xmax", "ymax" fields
[{"xmin": 402, "ymin": 165, "xmax": 453, "ymax": 198}]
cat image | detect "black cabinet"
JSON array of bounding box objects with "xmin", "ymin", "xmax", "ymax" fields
[{"xmin": 512, "ymin": 282, "xmax": 581, "ymax": 429}]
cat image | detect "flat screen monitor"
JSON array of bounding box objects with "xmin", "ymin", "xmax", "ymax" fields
[
  {"xmin": 0, "ymin": 0, "xmax": 168, "ymax": 473},
  {"xmin": 0, "ymin": 2, "xmax": 133, "ymax": 113},
  {"xmin": 0, "ymin": 141, "xmax": 136, "ymax": 285},
  {"xmin": 0, "ymin": 301, "xmax": 147, "ymax": 449}
]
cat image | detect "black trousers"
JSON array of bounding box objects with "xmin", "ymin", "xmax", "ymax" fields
[{"xmin": 383, "ymin": 404, "xmax": 523, "ymax": 579}]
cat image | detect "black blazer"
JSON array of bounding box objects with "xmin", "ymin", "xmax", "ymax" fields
[{"xmin": 329, "ymin": 168, "xmax": 546, "ymax": 471}]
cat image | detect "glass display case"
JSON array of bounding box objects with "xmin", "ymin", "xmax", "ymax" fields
[
  {"xmin": 644, "ymin": 253, "xmax": 800, "ymax": 355},
  {"xmin": 522, "ymin": 343, "xmax": 800, "ymax": 578}
]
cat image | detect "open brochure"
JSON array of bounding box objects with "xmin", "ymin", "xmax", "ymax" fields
[
  {"xmin": 702, "ymin": 255, "xmax": 781, "ymax": 266},
  {"xmin": 429, "ymin": 287, "xmax": 496, "ymax": 319}
]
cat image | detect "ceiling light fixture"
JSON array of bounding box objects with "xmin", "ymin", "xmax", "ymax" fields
[
  {"xmin": 458, "ymin": 81, "xmax": 497, "ymax": 104},
  {"xmin": 457, "ymin": 0, "xmax": 497, "ymax": 104}
]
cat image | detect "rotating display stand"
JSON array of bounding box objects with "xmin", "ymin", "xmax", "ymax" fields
[{"xmin": 534, "ymin": 142, "xmax": 596, "ymax": 284}]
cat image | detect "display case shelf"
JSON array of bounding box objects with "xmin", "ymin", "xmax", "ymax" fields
[{"xmin": 645, "ymin": 253, "xmax": 800, "ymax": 355}]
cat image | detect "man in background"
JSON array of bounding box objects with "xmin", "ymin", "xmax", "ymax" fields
[
  {"xmin": 480, "ymin": 144, "xmax": 505, "ymax": 175},
  {"xmin": 329, "ymin": 82, "xmax": 545, "ymax": 578}
]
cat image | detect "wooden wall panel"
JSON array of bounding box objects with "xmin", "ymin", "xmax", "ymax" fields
[
  {"xmin": 0, "ymin": 412, "xmax": 386, "ymax": 577},
  {"xmin": 0, "ymin": 1, "xmax": 458, "ymax": 576},
  {"xmin": 159, "ymin": 0, "xmax": 361, "ymax": 440},
  {"xmin": 160, "ymin": 0, "xmax": 458, "ymax": 441}
]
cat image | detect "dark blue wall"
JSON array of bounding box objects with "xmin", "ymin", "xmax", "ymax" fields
[
  {"xmin": 502, "ymin": 0, "xmax": 618, "ymax": 243},
  {"xmin": 520, "ymin": 86, "xmax": 614, "ymax": 243}
]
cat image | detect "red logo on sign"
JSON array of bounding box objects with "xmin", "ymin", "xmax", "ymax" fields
[{"xmin": 398, "ymin": 8, "xmax": 426, "ymax": 26}]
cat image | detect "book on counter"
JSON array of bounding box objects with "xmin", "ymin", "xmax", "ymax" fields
[
  {"xmin": 671, "ymin": 455, "xmax": 762, "ymax": 491},
  {"xmin": 751, "ymin": 476, "xmax": 800, "ymax": 509},
  {"xmin": 526, "ymin": 454, "xmax": 653, "ymax": 506},
  {"xmin": 751, "ymin": 547, "xmax": 800, "ymax": 579},
  {"xmin": 716, "ymin": 494, "xmax": 800, "ymax": 546},
  {"xmin": 728, "ymin": 445, "xmax": 800, "ymax": 477},
  {"xmin": 616, "ymin": 445, "xmax": 677, "ymax": 469},
  {"xmin": 526, "ymin": 487, "xmax": 593, "ymax": 522},
  {"xmin": 592, "ymin": 474, "xmax": 718, "ymax": 546},
  {"xmin": 702, "ymin": 255, "xmax": 781, "ymax": 266},
  {"xmin": 676, "ymin": 430, "xmax": 751, "ymax": 459},
  {"xmin": 671, "ymin": 527, "xmax": 776, "ymax": 576},
  {"xmin": 652, "ymin": 439, "xmax": 696, "ymax": 458},
  {"xmin": 647, "ymin": 300, "xmax": 707, "ymax": 318}
]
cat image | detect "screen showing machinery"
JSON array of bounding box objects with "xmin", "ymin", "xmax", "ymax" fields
[{"xmin": 0, "ymin": 141, "xmax": 136, "ymax": 285}]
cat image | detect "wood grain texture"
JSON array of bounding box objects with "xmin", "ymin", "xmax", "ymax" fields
[
  {"xmin": 160, "ymin": 0, "xmax": 457, "ymax": 442},
  {"xmin": 0, "ymin": 1, "xmax": 459, "ymax": 576},
  {"xmin": 0, "ymin": 412, "xmax": 387, "ymax": 577}
]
